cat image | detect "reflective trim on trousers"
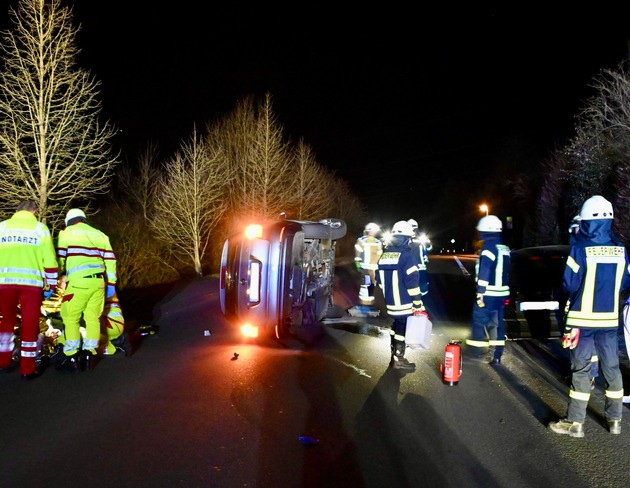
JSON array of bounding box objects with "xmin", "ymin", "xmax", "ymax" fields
[
  {"xmin": 63, "ymin": 339, "xmax": 81, "ymax": 355},
  {"xmin": 465, "ymin": 339, "xmax": 489, "ymax": 348},
  {"xmin": 568, "ymin": 328, "xmax": 623, "ymax": 422},
  {"xmin": 0, "ymin": 332, "xmax": 14, "ymax": 353},
  {"xmin": 569, "ymin": 389, "xmax": 591, "ymax": 402},
  {"xmin": 606, "ymin": 389, "xmax": 624, "ymax": 399},
  {"xmin": 20, "ymin": 339, "xmax": 37, "ymax": 358}
]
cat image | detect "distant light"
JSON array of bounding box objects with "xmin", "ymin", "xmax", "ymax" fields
[{"xmin": 450, "ymin": 238, "xmax": 455, "ymax": 244}]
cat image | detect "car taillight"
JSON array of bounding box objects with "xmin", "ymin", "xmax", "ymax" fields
[
  {"xmin": 245, "ymin": 224, "xmax": 263, "ymax": 239},
  {"xmin": 504, "ymin": 298, "xmax": 511, "ymax": 306},
  {"xmin": 241, "ymin": 324, "xmax": 259, "ymax": 338}
]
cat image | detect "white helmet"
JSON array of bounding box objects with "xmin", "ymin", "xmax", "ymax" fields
[
  {"xmin": 579, "ymin": 195, "xmax": 613, "ymax": 220},
  {"xmin": 391, "ymin": 220, "xmax": 414, "ymax": 237},
  {"xmin": 364, "ymin": 222, "xmax": 380, "ymax": 234},
  {"xmin": 407, "ymin": 219, "xmax": 418, "ymax": 230},
  {"xmin": 65, "ymin": 208, "xmax": 86, "ymax": 226},
  {"xmin": 568, "ymin": 214, "xmax": 581, "ymax": 233},
  {"xmin": 476, "ymin": 215, "xmax": 502, "ymax": 232}
]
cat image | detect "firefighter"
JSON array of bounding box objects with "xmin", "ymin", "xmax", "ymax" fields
[
  {"xmin": 465, "ymin": 215, "xmax": 510, "ymax": 365},
  {"xmin": 0, "ymin": 200, "xmax": 58, "ymax": 380},
  {"xmin": 56, "ymin": 209, "xmax": 117, "ymax": 372},
  {"xmin": 549, "ymin": 195, "xmax": 630, "ymax": 438},
  {"xmin": 354, "ymin": 222, "xmax": 383, "ymax": 305},
  {"xmin": 567, "ymin": 214, "xmax": 599, "ymax": 389},
  {"xmin": 376, "ymin": 220, "xmax": 425, "ymax": 370},
  {"xmin": 408, "ymin": 219, "xmax": 429, "ymax": 296},
  {"xmin": 100, "ymin": 291, "xmax": 132, "ymax": 356}
]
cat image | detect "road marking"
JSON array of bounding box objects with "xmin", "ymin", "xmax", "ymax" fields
[
  {"xmin": 328, "ymin": 356, "xmax": 371, "ymax": 378},
  {"xmin": 453, "ymin": 256, "xmax": 471, "ymax": 276}
]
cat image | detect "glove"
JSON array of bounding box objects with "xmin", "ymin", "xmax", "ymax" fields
[
  {"xmin": 412, "ymin": 302, "xmax": 426, "ymax": 315},
  {"xmin": 476, "ymin": 293, "xmax": 485, "ymax": 308},
  {"xmin": 106, "ymin": 284, "xmax": 116, "ymax": 299},
  {"xmin": 562, "ymin": 328, "xmax": 580, "ymax": 349},
  {"xmin": 43, "ymin": 288, "xmax": 54, "ymax": 300}
]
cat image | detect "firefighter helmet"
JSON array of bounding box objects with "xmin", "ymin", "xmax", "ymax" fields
[
  {"xmin": 407, "ymin": 219, "xmax": 418, "ymax": 230},
  {"xmin": 568, "ymin": 214, "xmax": 581, "ymax": 233},
  {"xmin": 391, "ymin": 220, "xmax": 414, "ymax": 237},
  {"xmin": 579, "ymin": 195, "xmax": 613, "ymax": 220},
  {"xmin": 65, "ymin": 208, "xmax": 86, "ymax": 226},
  {"xmin": 364, "ymin": 222, "xmax": 380, "ymax": 235},
  {"xmin": 476, "ymin": 215, "xmax": 502, "ymax": 232}
]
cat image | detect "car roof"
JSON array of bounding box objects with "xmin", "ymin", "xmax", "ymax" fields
[{"xmin": 511, "ymin": 245, "xmax": 570, "ymax": 258}]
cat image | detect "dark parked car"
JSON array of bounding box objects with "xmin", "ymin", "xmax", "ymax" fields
[
  {"xmin": 505, "ymin": 245, "xmax": 570, "ymax": 339},
  {"xmin": 219, "ymin": 217, "xmax": 347, "ymax": 341}
]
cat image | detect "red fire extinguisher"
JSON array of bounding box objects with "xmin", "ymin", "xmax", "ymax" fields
[{"xmin": 440, "ymin": 340, "xmax": 463, "ymax": 385}]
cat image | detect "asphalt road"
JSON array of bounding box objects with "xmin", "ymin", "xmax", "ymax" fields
[{"xmin": 1, "ymin": 257, "xmax": 629, "ymax": 487}]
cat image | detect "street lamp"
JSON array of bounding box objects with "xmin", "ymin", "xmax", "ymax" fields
[{"xmin": 480, "ymin": 204, "xmax": 489, "ymax": 216}]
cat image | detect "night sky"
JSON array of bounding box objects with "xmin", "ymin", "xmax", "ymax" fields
[{"xmin": 2, "ymin": 4, "xmax": 630, "ymax": 246}]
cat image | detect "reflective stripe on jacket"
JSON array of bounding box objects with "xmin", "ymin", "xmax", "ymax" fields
[
  {"xmin": 564, "ymin": 219, "xmax": 630, "ymax": 328},
  {"xmin": 0, "ymin": 211, "xmax": 58, "ymax": 290},
  {"xmin": 376, "ymin": 244, "xmax": 422, "ymax": 316},
  {"xmin": 354, "ymin": 235, "xmax": 383, "ymax": 271},
  {"xmin": 57, "ymin": 222, "xmax": 117, "ymax": 285},
  {"xmin": 475, "ymin": 235, "xmax": 510, "ymax": 298}
]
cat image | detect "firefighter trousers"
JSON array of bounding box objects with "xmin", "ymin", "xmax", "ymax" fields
[
  {"xmin": 60, "ymin": 277, "xmax": 105, "ymax": 355},
  {"xmin": 389, "ymin": 315, "xmax": 409, "ymax": 356},
  {"xmin": 466, "ymin": 297, "xmax": 506, "ymax": 360},
  {"xmin": 567, "ymin": 328, "xmax": 623, "ymax": 423},
  {"xmin": 0, "ymin": 286, "xmax": 41, "ymax": 375}
]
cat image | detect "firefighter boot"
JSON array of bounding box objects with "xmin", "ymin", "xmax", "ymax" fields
[
  {"xmin": 390, "ymin": 345, "xmax": 415, "ymax": 371},
  {"xmin": 608, "ymin": 420, "xmax": 621, "ymax": 435},
  {"xmin": 56, "ymin": 353, "xmax": 80, "ymax": 373},
  {"xmin": 112, "ymin": 333, "xmax": 133, "ymax": 357},
  {"xmin": 81, "ymin": 350, "xmax": 95, "ymax": 371},
  {"xmin": 548, "ymin": 418, "xmax": 584, "ymax": 438}
]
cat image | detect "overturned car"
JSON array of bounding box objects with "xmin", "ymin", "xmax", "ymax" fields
[{"xmin": 219, "ymin": 217, "xmax": 347, "ymax": 341}]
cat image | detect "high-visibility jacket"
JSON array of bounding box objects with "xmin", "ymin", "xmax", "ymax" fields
[
  {"xmin": 564, "ymin": 219, "xmax": 630, "ymax": 328},
  {"xmin": 475, "ymin": 234, "xmax": 510, "ymax": 298},
  {"xmin": 0, "ymin": 210, "xmax": 58, "ymax": 290},
  {"xmin": 57, "ymin": 222, "xmax": 117, "ymax": 286},
  {"xmin": 354, "ymin": 235, "xmax": 383, "ymax": 271},
  {"xmin": 376, "ymin": 243, "xmax": 423, "ymax": 316}
]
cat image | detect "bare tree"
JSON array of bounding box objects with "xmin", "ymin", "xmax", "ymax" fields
[
  {"xmin": 215, "ymin": 93, "xmax": 293, "ymax": 221},
  {"xmin": 248, "ymin": 93, "xmax": 293, "ymax": 218},
  {"xmin": 96, "ymin": 142, "xmax": 181, "ymax": 289},
  {"xmin": 0, "ymin": 0, "xmax": 118, "ymax": 230},
  {"xmin": 151, "ymin": 128, "xmax": 230, "ymax": 276},
  {"xmin": 287, "ymin": 138, "xmax": 333, "ymax": 220},
  {"xmin": 116, "ymin": 142, "xmax": 160, "ymax": 221}
]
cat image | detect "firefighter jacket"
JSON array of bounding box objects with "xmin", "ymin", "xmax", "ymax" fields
[
  {"xmin": 354, "ymin": 235, "xmax": 383, "ymax": 271},
  {"xmin": 564, "ymin": 218, "xmax": 630, "ymax": 329},
  {"xmin": 376, "ymin": 242, "xmax": 423, "ymax": 316},
  {"xmin": 57, "ymin": 222, "xmax": 117, "ymax": 286},
  {"xmin": 410, "ymin": 238, "xmax": 429, "ymax": 295},
  {"xmin": 0, "ymin": 210, "xmax": 58, "ymax": 291},
  {"xmin": 475, "ymin": 232, "xmax": 510, "ymax": 298}
]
